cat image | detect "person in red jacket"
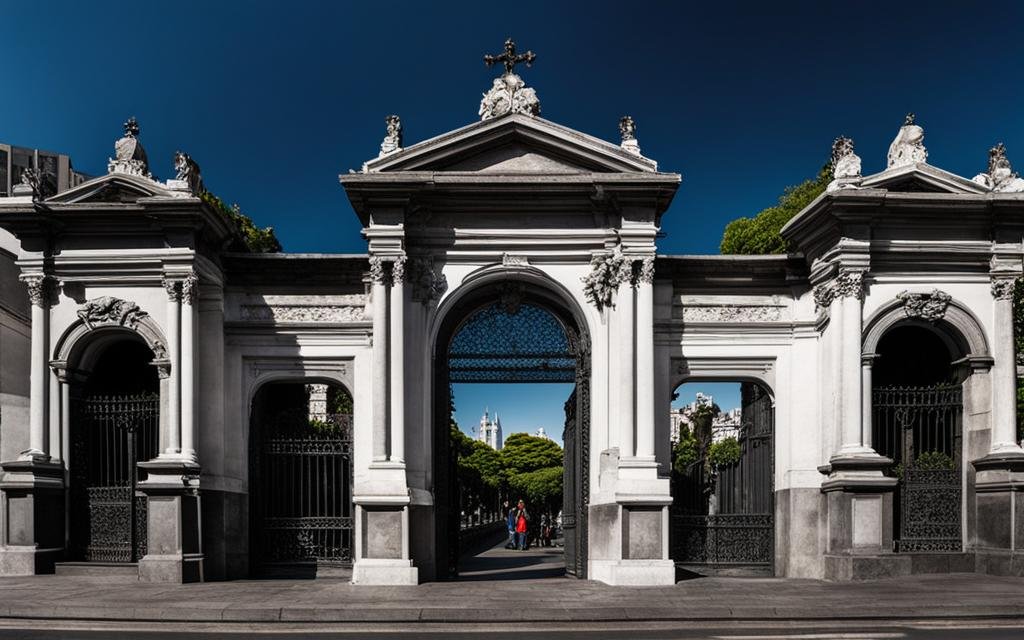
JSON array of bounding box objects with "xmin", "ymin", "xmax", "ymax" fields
[{"xmin": 514, "ymin": 499, "xmax": 530, "ymax": 550}]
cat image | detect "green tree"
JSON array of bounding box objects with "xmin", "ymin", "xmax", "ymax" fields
[
  {"xmin": 508, "ymin": 465, "xmax": 563, "ymax": 515},
  {"xmin": 500, "ymin": 432, "xmax": 563, "ymax": 478},
  {"xmin": 463, "ymin": 440, "xmax": 503, "ymax": 489},
  {"xmin": 200, "ymin": 191, "xmax": 282, "ymax": 253},
  {"xmin": 672, "ymin": 425, "xmax": 699, "ymax": 475},
  {"xmin": 719, "ymin": 164, "xmax": 832, "ymax": 255}
]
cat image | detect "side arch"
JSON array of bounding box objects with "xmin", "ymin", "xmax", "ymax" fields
[{"xmin": 862, "ymin": 297, "xmax": 990, "ymax": 360}]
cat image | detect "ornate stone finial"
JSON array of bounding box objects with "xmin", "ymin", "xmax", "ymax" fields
[
  {"xmin": 827, "ymin": 136, "xmax": 862, "ymax": 192},
  {"xmin": 972, "ymin": 143, "xmax": 1024, "ymax": 193},
  {"xmin": 484, "ymin": 38, "xmax": 536, "ymax": 76},
  {"xmin": 379, "ymin": 115, "xmax": 403, "ymax": 157},
  {"xmin": 619, "ymin": 116, "xmax": 642, "ymax": 157},
  {"xmin": 992, "ymin": 278, "xmax": 1016, "ymax": 301},
  {"xmin": 897, "ymin": 289, "xmax": 952, "ymax": 322},
  {"xmin": 172, "ymin": 151, "xmax": 205, "ymax": 195},
  {"xmin": 887, "ymin": 113, "xmax": 927, "ymax": 169},
  {"xmin": 108, "ymin": 116, "xmax": 152, "ymax": 178},
  {"xmin": 479, "ymin": 39, "xmax": 540, "ymax": 120}
]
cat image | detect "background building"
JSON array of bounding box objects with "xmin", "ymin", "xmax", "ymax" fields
[
  {"xmin": 0, "ymin": 143, "xmax": 88, "ymax": 198},
  {"xmin": 476, "ymin": 409, "xmax": 502, "ymax": 450}
]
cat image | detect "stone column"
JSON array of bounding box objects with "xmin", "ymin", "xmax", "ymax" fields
[
  {"xmin": 163, "ymin": 279, "xmax": 181, "ymax": 456},
  {"xmin": 989, "ymin": 279, "xmax": 1024, "ymax": 454},
  {"xmin": 389, "ymin": 257, "xmax": 406, "ymax": 464},
  {"xmin": 861, "ymin": 354, "xmax": 878, "ymax": 450},
  {"xmin": 634, "ymin": 258, "xmax": 655, "ymax": 460},
  {"xmin": 618, "ymin": 271, "xmax": 635, "ymax": 458},
  {"xmin": 369, "ymin": 257, "xmax": 389, "ymax": 462},
  {"xmin": 24, "ymin": 275, "xmax": 50, "ymax": 459},
  {"xmin": 836, "ymin": 271, "xmax": 870, "ymax": 456},
  {"xmin": 180, "ymin": 275, "xmax": 198, "ymax": 462}
]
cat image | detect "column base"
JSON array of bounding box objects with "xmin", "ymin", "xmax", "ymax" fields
[
  {"xmin": 139, "ymin": 553, "xmax": 204, "ymax": 583},
  {"xmin": 0, "ymin": 458, "xmax": 65, "ymax": 575},
  {"xmin": 819, "ymin": 453, "xmax": 895, "ymax": 492},
  {"xmin": 137, "ymin": 459, "xmax": 203, "ymax": 583},
  {"xmin": 820, "ymin": 454, "xmax": 896, "ymax": 556},
  {"xmin": 351, "ymin": 558, "xmax": 418, "ymax": 585},
  {"xmin": 972, "ymin": 451, "xmax": 1024, "ymax": 553},
  {"xmin": 589, "ymin": 559, "xmax": 675, "ymax": 586}
]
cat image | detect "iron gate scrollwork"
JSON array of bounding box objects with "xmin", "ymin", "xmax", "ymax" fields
[
  {"xmin": 670, "ymin": 382, "xmax": 774, "ymax": 572},
  {"xmin": 70, "ymin": 393, "xmax": 158, "ymax": 563},
  {"xmin": 872, "ymin": 384, "xmax": 962, "ymax": 552},
  {"xmin": 252, "ymin": 409, "xmax": 354, "ymax": 567}
]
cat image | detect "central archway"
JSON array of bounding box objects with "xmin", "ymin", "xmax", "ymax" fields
[{"xmin": 431, "ymin": 272, "xmax": 591, "ymax": 580}]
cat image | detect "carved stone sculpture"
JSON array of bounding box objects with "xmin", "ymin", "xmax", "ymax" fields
[
  {"xmin": 379, "ymin": 115, "xmax": 403, "ymax": 157},
  {"xmin": 77, "ymin": 296, "xmax": 148, "ymax": 330},
  {"xmin": 833, "ymin": 271, "xmax": 865, "ymax": 300},
  {"xmin": 619, "ymin": 116, "xmax": 642, "ymax": 157},
  {"xmin": 173, "ymin": 151, "xmax": 205, "ymax": 195},
  {"xmin": 582, "ymin": 250, "xmax": 631, "ymax": 310},
  {"xmin": 14, "ymin": 167, "xmax": 55, "ymax": 200},
  {"xmin": 813, "ymin": 282, "xmax": 835, "ymax": 313},
  {"xmin": 479, "ymin": 73, "xmax": 540, "ymax": 120},
  {"xmin": 887, "ymin": 113, "xmax": 927, "ymax": 169},
  {"xmin": 108, "ymin": 117, "xmax": 152, "ymax": 178},
  {"xmin": 827, "ymin": 136, "xmax": 862, "ymax": 192},
  {"xmin": 972, "ymin": 143, "xmax": 1024, "ymax": 193},
  {"xmin": 897, "ymin": 289, "xmax": 952, "ymax": 322},
  {"xmin": 480, "ymin": 38, "xmax": 540, "ymax": 120},
  {"xmin": 22, "ymin": 275, "xmax": 53, "ymax": 307}
]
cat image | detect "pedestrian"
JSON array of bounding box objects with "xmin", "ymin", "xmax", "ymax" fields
[
  {"xmin": 504, "ymin": 500, "xmax": 516, "ymax": 549},
  {"xmin": 539, "ymin": 514, "xmax": 549, "ymax": 547},
  {"xmin": 514, "ymin": 499, "xmax": 529, "ymax": 550}
]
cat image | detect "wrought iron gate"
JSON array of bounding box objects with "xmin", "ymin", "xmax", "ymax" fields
[
  {"xmin": 670, "ymin": 382, "xmax": 774, "ymax": 572},
  {"xmin": 251, "ymin": 410, "xmax": 354, "ymax": 567},
  {"xmin": 69, "ymin": 393, "xmax": 158, "ymax": 562},
  {"xmin": 872, "ymin": 384, "xmax": 962, "ymax": 552}
]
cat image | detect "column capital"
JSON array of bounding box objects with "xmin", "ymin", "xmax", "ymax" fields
[
  {"xmin": 21, "ymin": 274, "xmax": 55, "ymax": 307},
  {"xmin": 181, "ymin": 274, "xmax": 199, "ymax": 306},
  {"xmin": 634, "ymin": 256, "xmax": 655, "ymax": 284},
  {"xmin": 861, "ymin": 352, "xmax": 880, "ymax": 366},
  {"xmin": 833, "ymin": 270, "xmax": 866, "ymax": 300},
  {"xmin": 991, "ymin": 278, "xmax": 1016, "ymax": 301},
  {"xmin": 582, "ymin": 249, "xmax": 631, "ymax": 310},
  {"xmin": 391, "ymin": 255, "xmax": 407, "ymax": 283},
  {"xmin": 163, "ymin": 278, "xmax": 182, "ymax": 302},
  {"xmin": 368, "ymin": 256, "xmax": 389, "ymax": 285}
]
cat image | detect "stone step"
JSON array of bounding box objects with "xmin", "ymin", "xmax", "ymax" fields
[{"xmin": 54, "ymin": 562, "xmax": 139, "ymax": 580}]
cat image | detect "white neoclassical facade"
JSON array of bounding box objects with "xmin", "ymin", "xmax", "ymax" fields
[{"xmin": 0, "ymin": 59, "xmax": 1023, "ymax": 586}]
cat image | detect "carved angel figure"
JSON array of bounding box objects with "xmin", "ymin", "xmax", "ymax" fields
[
  {"xmin": 886, "ymin": 113, "xmax": 927, "ymax": 168},
  {"xmin": 379, "ymin": 115, "xmax": 403, "ymax": 156},
  {"xmin": 972, "ymin": 143, "xmax": 1024, "ymax": 193},
  {"xmin": 619, "ymin": 116, "xmax": 637, "ymax": 142},
  {"xmin": 174, "ymin": 151, "xmax": 205, "ymax": 195}
]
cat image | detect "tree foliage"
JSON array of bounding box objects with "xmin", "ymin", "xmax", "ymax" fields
[
  {"xmin": 500, "ymin": 432, "xmax": 563, "ymax": 477},
  {"xmin": 672, "ymin": 425, "xmax": 699, "ymax": 475},
  {"xmin": 719, "ymin": 164, "xmax": 832, "ymax": 255},
  {"xmin": 508, "ymin": 465, "xmax": 563, "ymax": 515},
  {"xmin": 708, "ymin": 436, "xmax": 741, "ymax": 467},
  {"xmin": 200, "ymin": 191, "xmax": 282, "ymax": 253}
]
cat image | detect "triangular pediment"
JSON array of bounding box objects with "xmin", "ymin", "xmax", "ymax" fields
[
  {"xmin": 46, "ymin": 172, "xmax": 173, "ymax": 204},
  {"xmin": 362, "ymin": 113, "xmax": 658, "ymax": 174},
  {"xmin": 859, "ymin": 162, "xmax": 988, "ymax": 195}
]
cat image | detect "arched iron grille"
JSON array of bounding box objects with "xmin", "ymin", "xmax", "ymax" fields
[{"xmin": 448, "ymin": 303, "xmax": 576, "ymax": 383}]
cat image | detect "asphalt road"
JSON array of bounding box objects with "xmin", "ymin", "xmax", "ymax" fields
[{"xmin": 0, "ymin": 620, "xmax": 1022, "ymax": 639}]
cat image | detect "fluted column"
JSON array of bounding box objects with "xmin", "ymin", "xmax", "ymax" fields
[
  {"xmin": 369, "ymin": 257, "xmax": 388, "ymax": 462},
  {"xmin": 634, "ymin": 257, "xmax": 655, "ymax": 459},
  {"xmin": 618, "ymin": 271, "xmax": 635, "ymax": 458},
  {"xmin": 180, "ymin": 275, "xmax": 198, "ymax": 462},
  {"xmin": 389, "ymin": 257, "xmax": 405, "ymax": 464},
  {"xmin": 836, "ymin": 271, "xmax": 870, "ymax": 455},
  {"xmin": 990, "ymin": 279, "xmax": 1024, "ymax": 454},
  {"xmin": 23, "ymin": 275, "xmax": 51, "ymax": 459},
  {"xmin": 163, "ymin": 278, "xmax": 182, "ymax": 456}
]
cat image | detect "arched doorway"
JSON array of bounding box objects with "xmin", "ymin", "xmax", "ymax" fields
[
  {"xmin": 68, "ymin": 337, "xmax": 160, "ymax": 563},
  {"xmin": 668, "ymin": 379, "xmax": 775, "ymax": 575},
  {"xmin": 432, "ymin": 279, "xmax": 590, "ymax": 579},
  {"xmin": 871, "ymin": 324, "xmax": 962, "ymax": 552},
  {"xmin": 248, "ymin": 380, "xmax": 354, "ymax": 576}
]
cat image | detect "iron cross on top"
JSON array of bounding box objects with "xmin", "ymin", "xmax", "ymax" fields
[{"xmin": 484, "ymin": 38, "xmax": 536, "ymax": 75}]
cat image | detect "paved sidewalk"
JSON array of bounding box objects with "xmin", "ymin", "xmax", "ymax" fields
[{"xmin": 0, "ymin": 543, "xmax": 1022, "ymax": 624}]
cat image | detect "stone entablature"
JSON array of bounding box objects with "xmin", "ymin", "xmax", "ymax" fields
[{"xmin": 230, "ymin": 295, "xmax": 369, "ymax": 324}]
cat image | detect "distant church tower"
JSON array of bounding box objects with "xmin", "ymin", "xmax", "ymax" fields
[{"xmin": 477, "ymin": 409, "xmax": 503, "ymax": 450}]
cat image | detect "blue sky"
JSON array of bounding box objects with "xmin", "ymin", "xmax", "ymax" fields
[{"xmin": 5, "ymin": 1, "xmax": 1024, "ymax": 255}]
